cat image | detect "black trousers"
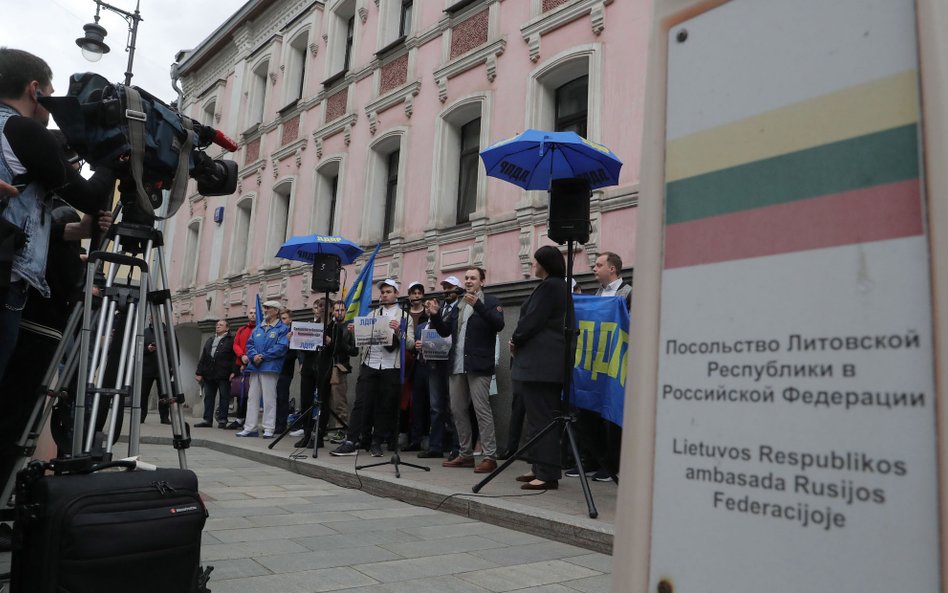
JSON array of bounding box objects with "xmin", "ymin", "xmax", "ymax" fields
[
  {"xmin": 517, "ymin": 379, "xmax": 563, "ymax": 482},
  {"xmin": 347, "ymin": 365, "xmax": 400, "ymax": 446},
  {"xmin": 506, "ymin": 387, "xmax": 526, "ymax": 453}
]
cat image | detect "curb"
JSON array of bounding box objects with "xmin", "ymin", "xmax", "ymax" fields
[{"xmin": 140, "ymin": 435, "xmax": 614, "ymax": 554}]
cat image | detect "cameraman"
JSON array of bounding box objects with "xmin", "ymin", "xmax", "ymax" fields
[{"xmin": 0, "ymin": 48, "xmax": 115, "ymax": 379}]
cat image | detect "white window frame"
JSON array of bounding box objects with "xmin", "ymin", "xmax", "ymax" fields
[
  {"xmin": 325, "ymin": 0, "xmax": 357, "ymax": 77},
  {"xmin": 181, "ymin": 218, "xmax": 202, "ymax": 287},
  {"xmin": 283, "ymin": 28, "xmax": 311, "ymax": 106},
  {"xmin": 266, "ymin": 178, "xmax": 296, "ymax": 267},
  {"xmin": 525, "ymin": 43, "xmax": 601, "ymax": 140},
  {"xmin": 229, "ymin": 194, "xmax": 256, "ymax": 275},
  {"xmin": 246, "ymin": 57, "xmax": 271, "ymax": 129},
  {"xmin": 201, "ymin": 98, "xmax": 217, "ymax": 126},
  {"xmin": 362, "ymin": 128, "xmax": 408, "ymax": 244},
  {"xmin": 429, "ymin": 91, "xmax": 492, "ymax": 229},
  {"xmin": 377, "ymin": 0, "xmax": 416, "ymax": 49},
  {"xmin": 313, "ymin": 156, "xmax": 346, "ymax": 236}
]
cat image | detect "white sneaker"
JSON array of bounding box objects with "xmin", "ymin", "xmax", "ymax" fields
[
  {"xmin": 262, "ymin": 431, "xmax": 274, "ymax": 439},
  {"xmin": 289, "ymin": 429, "xmax": 304, "ymax": 437}
]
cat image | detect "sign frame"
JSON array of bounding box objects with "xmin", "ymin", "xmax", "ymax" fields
[{"xmin": 611, "ymin": 1, "xmax": 948, "ymax": 591}]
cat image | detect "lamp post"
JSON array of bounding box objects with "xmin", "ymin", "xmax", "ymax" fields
[{"xmin": 75, "ymin": 0, "xmax": 143, "ymax": 85}]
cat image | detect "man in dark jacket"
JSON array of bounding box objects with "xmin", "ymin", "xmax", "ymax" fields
[
  {"xmin": 194, "ymin": 319, "xmax": 236, "ymax": 428},
  {"xmin": 428, "ymin": 267, "xmax": 504, "ymax": 473}
]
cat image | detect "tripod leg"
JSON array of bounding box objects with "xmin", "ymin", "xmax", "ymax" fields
[
  {"xmin": 311, "ymin": 391, "xmax": 321, "ymax": 459},
  {"xmin": 564, "ymin": 421, "xmax": 598, "ymax": 519},
  {"xmin": 472, "ymin": 417, "xmax": 562, "ymax": 493}
]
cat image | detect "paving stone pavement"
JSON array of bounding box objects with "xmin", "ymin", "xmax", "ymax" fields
[{"xmin": 143, "ymin": 443, "xmax": 613, "ymax": 592}]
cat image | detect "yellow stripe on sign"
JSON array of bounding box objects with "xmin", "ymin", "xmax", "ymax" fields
[{"xmin": 666, "ymin": 69, "xmax": 919, "ymax": 182}]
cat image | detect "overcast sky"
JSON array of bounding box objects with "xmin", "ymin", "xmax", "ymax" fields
[{"xmin": 1, "ymin": 0, "xmax": 248, "ymax": 108}]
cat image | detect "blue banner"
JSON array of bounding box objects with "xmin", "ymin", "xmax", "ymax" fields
[{"xmin": 572, "ymin": 294, "xmax": 630, "ymax": 426}]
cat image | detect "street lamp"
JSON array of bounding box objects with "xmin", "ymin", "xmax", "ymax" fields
[{"xmin": 75, "ymin": 0, "xmax": 142, "ymax": 85}]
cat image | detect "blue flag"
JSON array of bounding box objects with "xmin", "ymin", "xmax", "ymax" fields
[
  {"xmin": 255, "ymin": 294, "xmax": 264, "ymax": 328},
  {"xmin": 343, "ymin": 244, "xmax": 381, "ymax": 323},
  {"xmin": 571, "ymin": 294, "xmax": 630, "ymax": 426}
]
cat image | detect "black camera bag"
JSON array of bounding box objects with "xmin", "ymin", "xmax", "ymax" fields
[{"xmin": 11, "ymin": 462, "xmax": 209, "ymax": 593}]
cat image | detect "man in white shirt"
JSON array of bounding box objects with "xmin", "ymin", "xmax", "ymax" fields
[{"xmin": 331, "ymin": 279, "xmax": 414, "ymax": 457}]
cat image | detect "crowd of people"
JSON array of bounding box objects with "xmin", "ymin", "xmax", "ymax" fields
[{"xmin": 189, "ymin": 246, "xmax": 629, "ymax": 492}]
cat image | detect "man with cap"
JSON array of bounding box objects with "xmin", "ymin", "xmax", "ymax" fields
[
  {"xmin": 417, "ymin": 276, "xmax": 462, "ymax": 458},
  {"xmin": 331, "ymin": 279, "xmax": 414, "ymax": 456},
  {"xmin": 426, "ymin": 267, "xmax": 504, "ymax": 473},
  {"xmin": 236, "ymin": 300, "xmax": 290, "ymax": 438}
]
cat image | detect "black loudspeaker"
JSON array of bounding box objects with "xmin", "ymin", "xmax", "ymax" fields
[
  {"xmin": 548, "ymin": 178, "xmax": 591, "ymax": 245},
  {"xmin": 311, "ymin": 253, "xmax": 341, "ymax": 292}
]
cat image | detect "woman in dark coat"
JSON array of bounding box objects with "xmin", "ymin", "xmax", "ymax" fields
[{"xmin": 509, "ymin": 245, "xmax": 568, "ymax": 489}]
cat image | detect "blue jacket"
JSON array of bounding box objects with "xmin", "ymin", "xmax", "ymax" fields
[
  {"xmin": 0, "ymin": 104, "xmax": 51, "ymax": 296},
  {"xmin": 245, "ymin": 320, "xmax": 290, "ymax": 374}
]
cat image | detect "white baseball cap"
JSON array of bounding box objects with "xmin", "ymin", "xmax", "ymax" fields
[
  {"xmin": 262, "ymin": 300, "xmax": 282, "ymax": 309},
  {"xmin": 378, "ymin": 278, "xmax": 400, "ymax": 291},
  {"xmin": 440, "ymin": 275, "xmax": 462, "ymax": 288},
  {"xmin": 407, "ymin": 280, "xmax": 425, "ymax": 292}
]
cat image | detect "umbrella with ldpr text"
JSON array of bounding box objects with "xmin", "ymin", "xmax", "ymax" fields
[
  {"xmin": 479, "ymin": 129, "xmax": 623, "ymax": 190},
  {"xmin": 275, "ymin": 234, "xmax": 364, "ymax": 265}
]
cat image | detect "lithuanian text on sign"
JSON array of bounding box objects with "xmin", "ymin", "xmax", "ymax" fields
[{"xmin": 649, "ymin": 0, "xmax": 938, "ymax": 591}]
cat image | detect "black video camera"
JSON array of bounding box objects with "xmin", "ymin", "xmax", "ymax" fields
[{"xmin": 40, "ymin": 73, "xmax": 238, "ymax": 223}]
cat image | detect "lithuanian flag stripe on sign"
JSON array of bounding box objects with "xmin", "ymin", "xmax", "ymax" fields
[{"xmin": 664, "ymin": 70, "xmax": 923, "ymax": 269}]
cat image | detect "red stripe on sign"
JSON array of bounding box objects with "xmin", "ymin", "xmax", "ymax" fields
[{"xmin": 664, "ymin": 178, "xmax": 922, "ymax": 269}]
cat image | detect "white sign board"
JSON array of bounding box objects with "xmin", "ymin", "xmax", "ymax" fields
[
  {"xmin": 289, "ymin": 322, "xmax": 323, "ymax": 351},
  {"xmin": 353, "ymin": 316, "xmax": 393, "ymax": 347},
  {"xmin": 650, "ymin": 0, "xmax": 938, "ymax": 591},
  {"xmin": 421, "ymin": 328, "xmax": 451, "ymax": 361}
]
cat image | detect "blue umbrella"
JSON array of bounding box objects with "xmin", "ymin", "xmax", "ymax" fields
[
  {"xmin": 479, "ymin": 129, "xmax": 623, "ymax": 190},
  {"xmin": 275, "ymin": 234, "xmax": 364, "ymax": 265}
]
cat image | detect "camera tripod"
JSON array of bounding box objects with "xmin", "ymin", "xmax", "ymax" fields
[{"xmin": 0, "ymin": 202, "xmax": 192, "ymax": 508}]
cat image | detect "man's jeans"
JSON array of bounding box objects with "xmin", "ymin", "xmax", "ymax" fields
[{"xmin": 427, "ymin": 362, "xmax": 457, "ymax": 454}]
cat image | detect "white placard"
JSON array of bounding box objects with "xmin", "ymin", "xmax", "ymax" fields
[
  {"xmin": 649, "ymin": 0, "xmax": 938, "ymax": 591},
  {"xmin": 289, "ymin": 322, "xmax": 323, "ymax": 351},
  {"xmin": 421, "ymin": 328, "xmax": 451, "ymax": 361},
  {"xmin": 353, "ymin": 316, "xmax": 393, "ymax": 347}
]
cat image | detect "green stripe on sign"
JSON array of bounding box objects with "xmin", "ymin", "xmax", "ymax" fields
[{"xmin": 665, "ymin": 124, "xmax": 919, "ymax": 225}]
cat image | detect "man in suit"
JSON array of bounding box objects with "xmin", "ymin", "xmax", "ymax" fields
[
  {"xmin": 429, "ymin": 267, "xmax": 505, "ymax": 473},
  {"xmin": 593, "ymin": 252, "xmax": 632, "ymax": 303},
  {"xmin": 194, "ymin": 319, "xmax": 236, "ymax": 428},
  {"xmin": 566, "ymin": 250, "xmax": 631, "ymax": 482}
]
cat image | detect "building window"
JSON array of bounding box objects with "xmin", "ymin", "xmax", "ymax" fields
[
  {"xmin": 326, "ymin": 1, "xmax": 357, "ymax": 78},
  {"xmin": 527, "ymin": 46, "xmax": 601, "ymax": 142},
  {"xmin": 343, "ymin": 16, "xmax": 355, "ymax": 71},
  {"xmin": 327, "ymin": 175, "xmax": 339, "ymax": 235},
  {"xmin": 202, "ymin": 99, "xmax": 216, "ymax": 126},
  {"xmin": 314, "ymin": 161, "xmax": 342, "ymax": 236},
  {"xmin": 554, "ymin": 75, "xmax": 588, "ymax": 136},
  {"xmin": 268, "ymin": 181, "xmax": 292, "ymax": 264},
  {"xmin": 182, "ymin": 220, "xmax": 200, "ymax": 286},
  {"xmin": 456, "ymin": 117, "xmax": 480, "ymax": 224},
  {"xmin": 364, "ymin": 132, "xmax": 405, "ymax": 244},
  {"xmin": 383, "ymin": 150, "xmax": 399, "ymax": 239},
  {"xmin": 430, "ymin": 94, "xmax": 489, "ymax": 229},
  {"xmin": 248, "ymin": 59, "xmax": 270, "ymax": 127},
  {"xmin": 230, "ymin": 198, "xmax": 253, "ymax": 274},
  {"xmin": 399, "ymin": 0, "xmax": 413, "ymax": 38},
  {"xmin": 285, "ymin": 32, "xmax": 309, "ymax": 105}
]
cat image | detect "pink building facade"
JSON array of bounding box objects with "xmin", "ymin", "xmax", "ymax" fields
[{"xmin": 165, "ymin": 0, "xmax": 649, "ymax": 432}]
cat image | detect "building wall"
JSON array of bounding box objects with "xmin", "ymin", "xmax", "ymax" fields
[{"xmin": 165, "ymin": 0, "xmax": 649, "ymax": 438}]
